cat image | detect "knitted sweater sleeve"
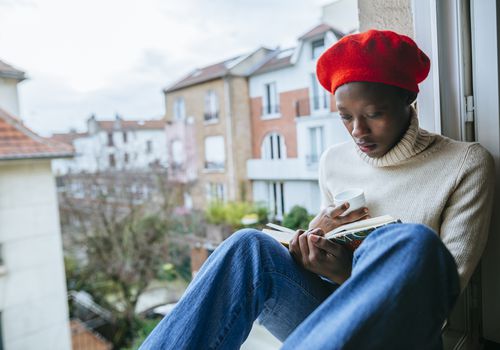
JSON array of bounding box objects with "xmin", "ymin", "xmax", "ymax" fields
[
  {"xmin": 440, "ymin": 143, "xmax": 496, "ymax": 290},
  {"xmin": 318, "ymin": 149, "xmax": 334, "ymax": 210}
]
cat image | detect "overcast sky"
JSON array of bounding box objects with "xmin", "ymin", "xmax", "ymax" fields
[{"xmin": 0, "ymin": 0, "xmax": 331, "ymax": 136}]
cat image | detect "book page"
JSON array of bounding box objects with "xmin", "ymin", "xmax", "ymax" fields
[{"xmin": 327, "ymin": 215, "xmax": 395, "ymax": 236}]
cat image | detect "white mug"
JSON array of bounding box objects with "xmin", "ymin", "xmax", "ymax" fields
[{"xmin": 333, "ymin": 188, "xmax": 366, "ymax": 216}]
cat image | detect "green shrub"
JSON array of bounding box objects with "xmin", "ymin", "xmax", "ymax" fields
[
  {"xmin": 282, "ymin": 205, "xmax": 314, "ymax": 230},
  {"xmin": 205, "ymin": 201, "xmax": 269, "ymax": 230}
]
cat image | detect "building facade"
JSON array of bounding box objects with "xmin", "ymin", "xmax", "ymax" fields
[
  {"xmin": 0, "ymin": 60, "xmax": 73, "ymax": 350},
  {"xmin": 51, "ymin": 115, "xmax": 167, "ymax": 175},
  {"xmin": 163, "ymin": 48, "xmax": 274, "ymax": 209},
  {"xmin": 247, "ymin": 24, "xmax": 351, "ymax": 219}
]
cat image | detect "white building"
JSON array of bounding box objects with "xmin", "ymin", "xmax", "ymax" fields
[
  {"xmin": 247, "ymin": 24, "xmax": 351, "ymax": 218},
  {"xmin": 0, "ymin": 60, "xmax": 72, "ymax": 350},
  {"xmin": 0, "ymin": 60, "xmax": 25, "ymax": 117},
  {"xmin": 51, "ymin": 114, "xmax": 168, "ymax": 175}
]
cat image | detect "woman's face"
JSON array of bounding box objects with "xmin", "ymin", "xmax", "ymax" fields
[{"xmin": 334, "ymin": 82, "xmax": 413, "ymax": 158}]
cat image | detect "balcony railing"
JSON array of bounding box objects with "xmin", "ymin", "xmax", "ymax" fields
[
  {"xmin": 312, "ymin": 94, "xmax": 329, "ymax": 111},
  {"xmin": 261, "ymin": 104, "xmax": 280, "ymax": 116},
  {"xmin": 204, "ymin": 111, "xmax": 219, "ymax": 122},
  {"xmin": 306, "ymin": 154, "xmax": 320, "ymax": 165},
  {"xmin": 204, "ymin": 161, "xmax": 224, "ymax": 171},
  {"xmin": 295, "ymin": 96, "xmax": 330, "ymax": 117},
  {"xmin": 295, "ymin": 98, "xmax": 310, "ymax": 117}
]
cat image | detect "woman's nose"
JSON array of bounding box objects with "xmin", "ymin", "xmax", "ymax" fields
[{"xmin": 351, "ymin": 118, "xmax": 370, "ymax": 139}]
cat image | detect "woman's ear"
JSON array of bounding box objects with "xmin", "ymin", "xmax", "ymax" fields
[{"xmin": 407, "ymin": 92, "xmax": 418, "ymax": 105}]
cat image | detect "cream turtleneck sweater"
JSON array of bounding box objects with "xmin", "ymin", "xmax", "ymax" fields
[{"xmin": 318, "ymin": 109, "xmax": 495, "ymax": 290}]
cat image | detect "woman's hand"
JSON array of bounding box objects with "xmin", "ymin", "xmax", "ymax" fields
[
  {"xmin": 308, "ymin": 203, "xmax": 370, "ymax": 234},
  {"xmin": 289, "ymin": 228, "xmax": 353, "ymax": 285}
]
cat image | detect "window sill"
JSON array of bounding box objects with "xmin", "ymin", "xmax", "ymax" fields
[
  {"xmin": 311, "ymin": 107, "xmax": 331, "ymax": 114},
  {"xmin": 261, "ymin": 113, "xmax": 281, "ymax": 120},
  {"xmin": 202, "ymin": 168, "xmax": 225, "ymax": 174},
  {"xmin": 204, "ymin": 119, "xmax": 220, "ymax": 125}
]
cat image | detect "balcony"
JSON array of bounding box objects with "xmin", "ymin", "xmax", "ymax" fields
[
  {"xmin": 204, "ymin": 111, "xmax": 219, "ymax": 123},
  {"xmin": 204, "ymin": 161, "xmax": 224, "ymax": 172},
  {"xmin": 295, "ymin": 96, "xmax": 330, "ymax": 118},
  {"xmin": 306, "ymin": 154, "xmax": 320, "ymax": 166},
  {"xmin": 247, "ymin": 158, "xmax": 317, "ymax": 181}
]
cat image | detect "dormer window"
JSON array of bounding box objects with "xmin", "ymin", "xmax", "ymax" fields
[{"xmin": 311, "ymin": 38, "xmax": 325, "ymax": 59}]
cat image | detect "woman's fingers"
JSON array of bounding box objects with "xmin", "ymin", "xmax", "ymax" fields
[
  {"xmin": 325, "ymin": 203, "xmax": 349, "ymax": 218},
  {"xmin": 336, "ymin": 206, "xmax": 370, "ymax": 224},
  {"xmin": 309, "ymin": 235, "xmax": 342, "ymax": 256}
]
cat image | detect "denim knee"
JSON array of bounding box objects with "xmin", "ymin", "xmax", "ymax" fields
[
  {"xmin": 225, "ymin": 228, "xmax": 279, "ymax": 250},
  {"xmin": 368, "ymin": 223, "xmax": 442, "ymax": 254}
]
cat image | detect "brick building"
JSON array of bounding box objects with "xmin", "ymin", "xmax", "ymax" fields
[
  {"xmin": 247, "ymin": 24, "xmax": 351, "ymax": 219},
  {"xmin": 163, "ymin": 47, "xmax": 274, "ymax": 209}
]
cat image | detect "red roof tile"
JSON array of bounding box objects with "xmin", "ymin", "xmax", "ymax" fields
[
  {"xmin": 0, "ymin": 108, "xmax": 74, "ymax": 160},
  {"xmin": 299, "ymin": 23, "xmax": 345, "ymax": 40},
  {"xmin": 50, "ymin": 132, "xmax": 88, "ymax": 145},
  {"xmin": 96, "ymin": 119, "xmax": 166, "ymax": 131},
  {"xmin": 70, "ymin": 320, "xmax": 112, "ymax": 350},
  {"xmin": 0, "ymin": 59, "xmax": 26, "ymax": 80}
]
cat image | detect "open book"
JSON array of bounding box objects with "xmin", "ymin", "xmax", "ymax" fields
[{"xmin": 262, "ymin": 215, "xmax": 401, "ymax": 252}]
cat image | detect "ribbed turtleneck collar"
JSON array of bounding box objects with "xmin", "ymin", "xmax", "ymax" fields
[{"xmin": 356, "ymin": 107, "xmax": 435, "ymax": 167}]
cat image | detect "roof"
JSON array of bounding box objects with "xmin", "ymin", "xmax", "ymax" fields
[
  {"xmin": 252, "ymin": 48, "xmax": 295, "ymax": 75},
  {"xmin": 164, "ymin": 54, "xmax": 243, "ymax": 92},
  {"xmin": 298, "ymin": 23, "xmax": 345, "ymax": 41},
  {"xmin": 70, "ymin": 320, "xmax": 112, "ymax": 350},
  {"xmin": 0, "ymin": 108, "xmax": 74, "ymax": 161},
  {"xmin": 0, "ymin": 59, "xmax": 26, "ymax": 81},
  {"xmin": 96, "ymin": 119, "xmax": 165, "ymax": 131},
  {"xmin": 50, "ymin": 132, "xmax": 89, "ymax": 145}
]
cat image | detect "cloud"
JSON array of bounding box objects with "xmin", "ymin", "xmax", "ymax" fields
[{"xmin": 5, "ymin": 0, "xmax": 334, "ymax": 135}]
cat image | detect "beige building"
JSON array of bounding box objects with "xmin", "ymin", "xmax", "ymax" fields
[{"xmin": 163, "ymin": 48, "xmax": 274, "ymax": 209}]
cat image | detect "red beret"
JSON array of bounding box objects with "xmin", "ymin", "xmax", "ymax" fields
[{"xmin": 316, "ymin": 29, "xmax": 430, "ymax": 94}]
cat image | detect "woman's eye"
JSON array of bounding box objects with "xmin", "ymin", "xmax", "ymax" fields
[
  {"xmin": 367, "ymin": 112, "xmax": 382, "ymax": 118},
  {"xmin": 340, "ymin": 114, "xmax": 352, "ymax": 121}
]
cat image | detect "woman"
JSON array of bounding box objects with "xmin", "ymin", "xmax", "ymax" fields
[{"xmin": 140, "ymin": 30, "xmax": 495, "ymax": 350}]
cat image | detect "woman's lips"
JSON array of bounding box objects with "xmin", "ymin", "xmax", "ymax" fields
[{"xmin": 357, "ymin": 143, "xmax": 377, "ymax": 153}]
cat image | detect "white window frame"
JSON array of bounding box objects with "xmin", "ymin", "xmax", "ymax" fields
[
  {"xmin": 311, "ymin": 37, "xmax": 325, "ymax": 59},
  {"xmin": 413, "ymin": 0, "xmax": 500, "ymax": 345},
  {"xmin": 0, "ymin": 244, "xmax": 6, "ymax": 275},
  {"xmin": 308, "ymin": 126, "xmax": 324, "ymax": 165},
  {"xmin": 261, "ymin": 132, "xmax": 287, "ymax": 160},
  {"xmin": 206, "ymin": 182, "xmax": 225, "ymax": 202},
  {"xmin": 268, "ymin": 181, "xmax": 285, "ymax": 220},
  {"xmin": 204, "ymin": 90, "xmax": 219, "ymax": 124},
  {"xmin": 174, "ymin": 97, "xmax": 186, "ymax": 121},
  {"xmin": 204, "ymin": 135, "xmax": 225, "ymax": 171},
  {"xmin": 310, "ymin": 73, "xmax": 329, "ymax": 113},
  {"xmin": 262, "ymin": 82, "xmax": 280, "ymax": 119}
]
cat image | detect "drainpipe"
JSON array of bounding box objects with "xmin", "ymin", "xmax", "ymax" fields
[{"xmin": 223, "ymin": 76, "xmax": 236, "ymax": 201}]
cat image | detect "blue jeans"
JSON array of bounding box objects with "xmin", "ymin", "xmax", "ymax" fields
[{"xmin": 140, "ymin": 224, "xmax": 460, "ymax": 349}]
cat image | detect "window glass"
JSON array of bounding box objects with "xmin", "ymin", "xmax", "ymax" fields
[
  {"xmin": 263, "ymin": 82, "xmax": 279, "ymax": 115},
  {"xmin": 311, "ymin": 38, "xmax": 325, "ymax": 59},
  {"xmin": 204, "ymin": 136, "xmax": 225, "ymax": 169},
  {"xmin": 174, "ymin": 97, "xmax": 186, "ymax": 121}
]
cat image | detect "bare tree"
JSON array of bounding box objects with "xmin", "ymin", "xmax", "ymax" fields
[{"xmin": 59, "ymin": 167, "xmax": 195, "ymax": 348}]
